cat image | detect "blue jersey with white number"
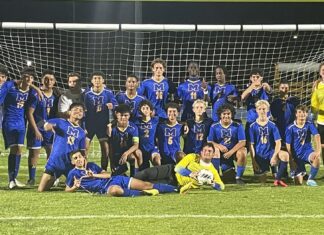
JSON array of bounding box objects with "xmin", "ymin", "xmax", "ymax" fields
[
  {"xmin": 184, "ymin": 118, "xmax": 213, "ymax": 154},
  {"xmin": 110, "ymin": 122, "xmax": 139, "ymax": 155},
  {"xmin": 157, "ymin": 122, "xmax": 183, "ymax": 161},
  {"xmin": 138, "ymin": 78, "xmax": 169, "ymax": 119},
  {"xmin": 116, "ymin": 92, "xmax": 146, "ymax": 121},
  {"xmin": 249, "ymin": 120, "xmax": 281, "ymax": 159},
  {"xmin": 83, "ymin": 87, "xmax": 117, "ymax": 130},
  {"xmin": 207, "ymin": 121, "xmax": 245, "ymax": 150},
  {"xmin": 134, "ymin": 116, "xmax": 159, "ymax": 152},
  {"xmin": 211, "ymin": 83, "xmax": 238, "ymax": 122},
  {"xmin": 286, "ymin": 121, "xmax": 318, "ymax": 157},
  {"xmin": 177, "ymin": 79, "xmax": 211, "ymax": 121},
  {"xmin": 46, "ymin": 118, "xmax": 86, "ymax": 170},
  {"xmin": 0, "ymin": 81, "xmax": 30, "ymax": 130},
  {"xmin": 245, "ymin": 87, "xmax": 270, "ymax": 123}
]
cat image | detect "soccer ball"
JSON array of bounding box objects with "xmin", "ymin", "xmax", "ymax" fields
[{"xmin": 197, "ymin": 169, "xmax": 214, "ymax": 185}]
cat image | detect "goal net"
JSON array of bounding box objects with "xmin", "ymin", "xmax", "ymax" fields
[{"xmin": 1, "ymin": 23, "xmax": 323, "ymax": 157}]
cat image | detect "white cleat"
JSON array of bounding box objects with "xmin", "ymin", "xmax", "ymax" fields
[
  {"xmin": 53, "ymin": 178, "xmax": 60, "ymax": 187},
  {"xmin": 8, "ymin": 181, "xmax": 17, "ymax": 189},
  {"xmin": 14, "ymin": 179, "xmax": 26, "ymax": 188}
]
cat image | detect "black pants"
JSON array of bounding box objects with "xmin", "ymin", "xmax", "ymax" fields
[{"xmin": 134, "ymin": 164, "xmax": 177, "ymax": 186}]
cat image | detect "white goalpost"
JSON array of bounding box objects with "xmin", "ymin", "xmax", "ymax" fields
[{"xmin": 1, "ymin": 22, "xmax": 323, "ymax": 158}]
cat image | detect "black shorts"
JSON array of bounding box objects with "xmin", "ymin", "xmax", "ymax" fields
[{"xmin": 317, "ymin": 123, "xmax": 324, "ymax": 144}]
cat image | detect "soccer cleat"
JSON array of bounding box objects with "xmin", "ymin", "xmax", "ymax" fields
[
  {"xmin": 142, "ymin": 189, "xmax": 159, "ymax": 196},
  {"xmin": 15, "ymin": 179, "xmax": 26, "ymax": 188},
  {"xmin": 274, "ymin": 180, "xmax": 288, "ymax": 187},
  {"xmin": 235, "ymin": 178, "xmax": 245, "ymax": 185},
  {"xmin": 26, "ymin": 179, "xmax": 35, "ymax": 186},
  {"xmin": 306, "ymin": 179, "xmax": 318, "ymax": 187},
  {"xmin": 8, "ymin": 181, "xmax": 17, "ymax": 189},
  {"xmin": 180, "ymin": 182, "xmax": 193, "ymax": 195},
  {"xmin": 53, "ymin": 178, "xmax": 60, "ymax": 187}
]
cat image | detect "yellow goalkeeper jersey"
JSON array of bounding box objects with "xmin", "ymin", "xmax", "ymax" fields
[
  {"xmin": 174, "ymin": 153, "xmax": 224, "ymax": 188},
  {"xmin": 311, "ymin": 81, "xmax": 324, "ymax": 124}
]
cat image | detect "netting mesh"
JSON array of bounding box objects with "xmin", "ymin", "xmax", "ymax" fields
[{"xmin": 1, "ymin": 28, "xmax": 323, "ymax": 157}]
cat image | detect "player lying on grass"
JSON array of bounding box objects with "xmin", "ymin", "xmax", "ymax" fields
[
  {"xmin": 65, "ymin": 150, "xmax": 177, "ymax": 197},
  {"xmin": 249, "ymin": 100, "xmax": 289, "ymax": 187},
  {"xmin": 286, "ymin": 104, "xmax": 321, "ymax": 186},
  {"xmin": 134, "ymin": 142, "xmax": 225, "ymax": 194}
]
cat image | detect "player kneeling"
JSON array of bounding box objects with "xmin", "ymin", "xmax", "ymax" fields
[
  {"xmin": 286, "ymin": 105, "xmax": 321, "ymax": 186},
  {"xmin": 65, "ymin": 150, "xmax": 177, "ymax": 196},
  {"xmin": 249, "ymin": 100, "xmax": 289, "ymax": 187}
]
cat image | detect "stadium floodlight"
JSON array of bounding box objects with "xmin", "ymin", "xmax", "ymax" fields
[{"xmin": 26, "ymin": 60, "xmax": 33, "ymax": 67}]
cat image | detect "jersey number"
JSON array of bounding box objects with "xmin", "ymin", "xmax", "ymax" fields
[{"xmin": 155, "ymin": 91, "xmax": 163, "ymax": 100}]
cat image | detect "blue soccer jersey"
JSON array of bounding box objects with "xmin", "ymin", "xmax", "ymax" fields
[
  {"xmin": 138, "ymin": 78, "xmax": 169, "ymax": 119},
  {"xmin": 184, "ymin": 118, "xmax": 213, "ymax": 154},
  {"xmin": 249, "ymin": 120, "xmax": 281, "ymax": 159},
  {"xmin": 157, "ymin": 122, "xmax": 183, "ymax": 164},
  {"xmin": 271, "ymin": 96, "xmax": 300, "ymax": 142},
  {"xmin": 285, "ymin": 121, "xmax": 318, "ymax": 159},
  {"xmin": 83, "ymin": 87, "xmax": 117, "ymax": 140},
  {"xmin": 116, "ymin": 92, "xmax": 146, "ymax": 121},
  {"xmin": 177, "ymin": 79, "xmax": 211, "ymax": 121},
  {"xmin": 207, "ymin": 121, "xmax": 246, "ymax": 150},
  {"xmin": 134, "ymin": 116, "xmax": 159, "ymax": 153},
  {"xmin": 211, "ymin": 83, "xmax": 238, "ymax": 122},
  {"xmin": 245, "ymin": 87, "xmax": 270, "ymax": 123},
  {"xmin": 45, "ymin": 118, "xmax": 86, "ymax": 176}
]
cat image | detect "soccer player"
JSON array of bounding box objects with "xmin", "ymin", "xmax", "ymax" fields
[
  {"xmin": 0, "ymin": 65, "xmax": 8, "ymax": 137},
  {"xmin": 177, "ymin": 62, "xmax": 210, "ymax": 121},
  {"xmin": 286, "ymin": 105, "xmax": 321, "ymax": 186},
  {"xmin": 116, "ymin": 74, "xmax": 146, "ymax": 121},
  {"xmin": 83, "ymin": 71, "xmax": 117, "ymax": 170},
  {"xmin": 134, "ymin": 143, "xmax": 225, "ymax": 193},
  {"xmin": 207, "ymin": 103, "xmax": 247, "ymax": 184},
  {"xmin": 26, "ymin": 69, "xmax": 60, "ymax": 185},
  {"xmin": 183, "ymin": 99, "xmax": 213, "ymax": 154},
  {"xmin": 108, "ymin": 104, "xmax": 142, "ymax": 177},
  {"xmin": 138, "ymin": 58, "xmax": 176, "ymax": 119},
  {"xmin": 211, "ymin": 65, "xmax": 239, "ymax": 122},
  {"xmin": 249, "ymin": 100, "xmax": 289, "ymax": 187},
  {"xmin": 311, "ymin": 62, "xmax": 324, "ymax": 165},
  {"xmin": 0, "ymin": 67, "xmax": 40, "ymax": 189},
  {"xmin": 38, "ymin": 103, "xmax": 86, "ymax": 192},
  {"xmin": 156, "ymin": 102, "xmax": 185, "ymax": 165},
  {"xmin": 58, "ymin": 72, "xmax": 83, "ymax": 118},
  {"xmin": 134, "ymin": 100, "xmax": 161, "ymax": 169},
  {"xmin": 66, "ymin": 150, "xmax": 177, "ymax": 197}
]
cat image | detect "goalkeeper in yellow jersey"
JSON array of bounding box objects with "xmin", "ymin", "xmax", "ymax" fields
[
  {"xmin": 311, "ymin": 62, "xmax": 324, "ymax": 165},
  {"xmin": 134, "ymin": 142, "xmax": 224, "ymax": 194}
]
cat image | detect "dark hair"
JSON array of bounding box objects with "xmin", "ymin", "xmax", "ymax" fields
[
  {"xmin": 69, "ymin": 150, "xmax": 84, "ymax": 159},
  {"xmin": 151, "ymin": 58, "xmax": 166, "ymax": 69},
  {"xmin": 42, "ymin": 69, "xmax": 55, "ymax": 78},
  {"xmin": 68, "ymin": 72, "xmax": 81, "ymax": 80},
  {"xmin": 21, "ymin": 66, "xmax": 36, "ymax": 78},
  {"xmin": 249, "ymin": 68, "xmax": 264, "ymax": 77},
  {"xmin": 279, "ymin": 79, "xmax": 289, "ymax": 85},
  {"xmin": 0, "ymin": 64, "xmax": 8, "ymax": 76},
  {"xmin": 90, "ymin": 71, "xmax": 105, "ymax": 80},
  {"xmin": 215, "ymin": 65, "xmax": 229, "ymax": 78},
  {"xmin": 202, "ymin": 142, "xmax": 215, "ymax": 153},
  {"xmin": 127, "ymin": 74, "xmax": 139, "ymax": 81},
  {"xmin": 165, "ymin": 102, "xmax": 180, "ymax": 112},
  {"xmin": 69, "ymin": 102, "xmax": 85, "ymax": 111},
  {"xmin": 115, "ymin": 104, "xmax": 131, "ymax": 115},
  {"xmin": 217, "ymin": 103, "xmax": 236, "ymax": 119},
  {"xmin": 295, "ymin": 104, "xmax": 308, "ymax": 113},
  {"xmin": 138, "ymin": 100, "xmax": 154, "ymax": 115}
]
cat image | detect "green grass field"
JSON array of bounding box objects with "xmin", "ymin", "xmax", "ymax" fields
[{"xmin": 0, "ymin": 138, "xmax": 323, "ymax": 234}]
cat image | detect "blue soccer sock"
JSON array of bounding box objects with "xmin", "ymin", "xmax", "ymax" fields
[
  {"xmin": 236, "ymin": 165, "xmax": 246, "ymax": 179},
  {"xmin": 211, "ymin": 158, "xmax": 220, "ymax": 172},
  {"xmin": 122, "ymin": 189, "xmax": 142, "ymax": 197},
  {"xmin": 276, "ymin": 161, "xmax": 288, "ymax": 180},
  {"xmin": 153, "ymin": 183, "xmax": 177, "ymax": 193},
  {"xmin": 28, "ymin": 165, "xmax": 36, "ymax": 180},
  {"xmin": 14, "ymin": 155, "xmax": 21, "ymax": 178},
  {"xmin": 8, "ymin": 154, "xmax": 16, "ymax": 182},
  {"xmin": 308, "ymin": 166, "xmax": 319, "ymax": 180}
]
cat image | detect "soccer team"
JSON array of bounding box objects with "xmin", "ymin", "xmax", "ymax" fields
[{"xmin": 0, "ymin": 58, "xmax": 323, "ymax": 197}]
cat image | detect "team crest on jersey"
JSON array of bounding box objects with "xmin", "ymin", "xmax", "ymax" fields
[
  {"xmin": 45, "ymin": 97, "xmax": 54, "ymax": 108},
  {"xmin": 297, "ymin": 129, "xmax": 306, "ymax": 145},
  {"xmin": 92, "ymin": 96, "xmax": 104, "ymax": 106},
  {"xmin": 67, "ymin": 126, "xmax": 79, "ymax": 145},
  {"xmin": 188, "ymin": 83, "xmax": 200, "ymax": 92},
  {"xmin": 119, "ymin": 132, "xmax": 129, "ymax": 148},
  {"xmin": 214, "ymin": 86, "xmax": 225, "ymax": 99},
  {"xmin": 16, "ymin": 93, "xmax": 28, "ymax": 108},
  {"xmin": 259, "ymin": 126, "xmax": 269, "ymax": 144},
  {"xmin": 221, "ymin": 128, "xmax": 232, "ymax": 145},
  {"xmin": 140, "ymin": 123, "xmax": 152, "ymax": 130},
  {"xmin": 153, "ymin": 83, "xmax": 165, "ymax": 92},
  {"xmin": 125, "ymin": 100, "xmax": 136, "ymax": 112},
  {"xmin": 193, "ymin": 123, "xmax": 205, "ymax": 134},
  {"xmin": 165, "ymin": 128, "xmax": 176, "ymax": 137}
]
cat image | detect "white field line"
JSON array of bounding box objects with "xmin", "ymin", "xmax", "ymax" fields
[{"xmin": 0, "ymin": 214, "xmax": 323, "ymax": 221}]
